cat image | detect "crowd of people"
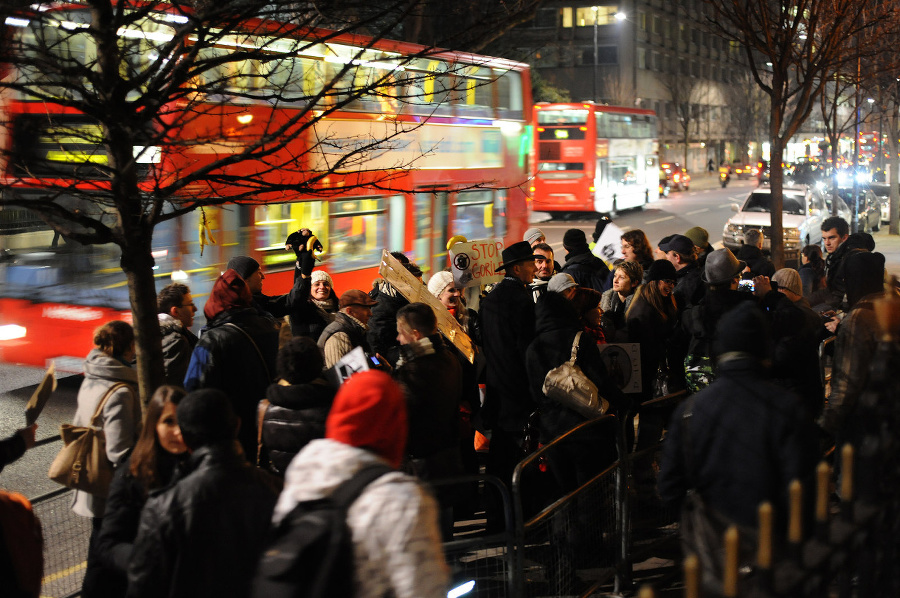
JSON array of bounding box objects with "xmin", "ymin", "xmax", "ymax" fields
[{"xmin": 1, "ymin": 213, "xmax": 890, "ymax": 598}]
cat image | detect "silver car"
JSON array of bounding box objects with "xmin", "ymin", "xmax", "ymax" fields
[{"xmin": 723, "ymin": 185, "xmax": 849, "ymax": 260}]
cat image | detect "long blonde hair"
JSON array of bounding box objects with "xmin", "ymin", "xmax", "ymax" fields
[{"xmin": 626, "ymin": 281, "xmax": 677, "ymax": 322}]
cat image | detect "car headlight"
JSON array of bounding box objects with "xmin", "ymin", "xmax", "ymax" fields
[{"xmin": 725, "ymin": 223, "xmax": 741, "ymax": 234}]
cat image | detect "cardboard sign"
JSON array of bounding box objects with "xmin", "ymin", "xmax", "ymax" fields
[
  {"xmin": 378, "ymin": 250, "xmax": 475, "ymax": 363},
  {"xmin": 597, "ymin": 343, "xmax": 642, "ymax": 394},
  {"xmin": 25, "ymin": 362, "xmax": 56, "ymax": 426},
  {"xmin": 448, "ymin": 238, "xmax": 504, "ymax": 289},
  {"xmin": 591, "ymin": 222, "xmax": 625, "ymax": 265}
]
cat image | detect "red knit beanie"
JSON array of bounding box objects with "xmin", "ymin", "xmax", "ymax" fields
[{"xmin": 325, "ymin": 370, "xmax": 407, "ymax": 468}]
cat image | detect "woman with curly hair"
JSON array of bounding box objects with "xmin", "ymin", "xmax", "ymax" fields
[
  {"xmin": 621, "ymin": 229, "xmax": 655, "ymax": 282},
  {"xmin": 601, "ymin": 260, "xmax": 643, "ymax": 342}
]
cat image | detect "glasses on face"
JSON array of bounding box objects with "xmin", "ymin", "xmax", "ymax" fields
[
  {"xmin": 181, "ymin": 302, "xmax": 196, "ymax": 309},
  {"xmin": 662, "ymin": 279, "xmax": 676, "ymax": 286}
]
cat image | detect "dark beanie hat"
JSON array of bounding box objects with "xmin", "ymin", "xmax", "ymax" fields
[
  {"xmin": 846, "ymin": 232, "xmax": 876, "ymax": 252},
  {"xmin": 592, "ymin": 216, "xmax": 611, "ymax": 243},
  {"xmin": 845, "ymin": 251, "xmax": 885, "ymax": 308},
  {"xmin": 563, "ymin": 228, "xmax": 589, "ymax": 251},
  {"xmin": 713, "ymin": 301, "xmax": 771, "ymax": 359},
  {"xmin": 647, "ymin": 259, "xmax": 677, "ymax": 282},
  {"xmin": 177, "ymin": 389, "xmax": 238, "ymax": 449},
  {"xmin": 226, "ymin": 256, "xmax": 260, "ymax": 280}
]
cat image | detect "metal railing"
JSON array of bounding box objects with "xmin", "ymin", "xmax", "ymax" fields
[{"xmin": 31, "ymin": 486, "xmax": 88, "ymax": 598}]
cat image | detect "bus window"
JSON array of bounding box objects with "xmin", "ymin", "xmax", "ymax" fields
[
  {"xmin": 453, "ymin": 190, "xmax": 495, "ymax": 240},
  {"xmin": 610, "ymin": 158, "xmax": 637, "ymax": 185},
  {"xmin": 413, "ymin": 191, "xmax": 448, "ymax": 276},
  {"xmin": 538, "ymin": 162, "xmax": 585, "ymax": 171},
  {"xmin": 253, "ymin": 201, "xmax": 327, "ymax": 270},
  {"xmin": 328, "ymin": 198, "xmax": 386, "ymax": 273},
  {"xmin": 496, "ymin": 70, "xmax": 523, "ymax": 119},
  {"xmin": 388, "ymin": 195, "xmax": 406, "ymax": 251}
]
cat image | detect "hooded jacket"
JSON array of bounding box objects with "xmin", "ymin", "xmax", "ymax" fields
[
  {"xmin": 184, "ymin": 270, "xmax": 278, "ymax": 459},
  {"xmin": 271, "ymin": 370, "xmax": 448, "ymax": 598},
  {"xmin": 159, "ymin": 313, "xmax": 198, "ymax": 387},
  {"xmin": 72, "ymin": 349, "xmax": 140, "ymax": 518},
  {"xmin": 261, "ymin": 379, "xmax": 335, "ymax": 474},
  {"xmin": 560, "ymin": 249, "xmax": 611, "ymax": 293},
  {"xmin": 658, "ymin": 357, "xmax": 817, "ymax": 530}
]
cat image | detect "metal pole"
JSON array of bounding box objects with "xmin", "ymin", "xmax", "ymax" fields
[{"xmin": 593, "ymin": 6, "xmax": 599, "ymax": 102}]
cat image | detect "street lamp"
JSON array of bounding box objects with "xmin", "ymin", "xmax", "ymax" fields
[{"xmin": 593, "ymin": 6, "xmax": 599, "ymax": 102}]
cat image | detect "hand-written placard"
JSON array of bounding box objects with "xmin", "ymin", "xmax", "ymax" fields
[
  {"xmin": 449, "ymin": 238, "xmax": 504, "ymax": 289},
  {"xmin": 591, "ymin": 222, "xmax": 625, "ymax": 265},
  {"xmin": 378, "ymin": 250, "xmax": 474, "ymax": 363}
]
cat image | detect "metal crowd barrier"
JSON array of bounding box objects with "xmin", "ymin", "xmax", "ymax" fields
[{"xmin": 31, "ymin": 487, "xmax": 89, "ymax": 598}]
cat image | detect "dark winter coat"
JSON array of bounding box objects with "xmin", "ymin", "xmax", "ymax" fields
[
  {"xmin": 479, "ymin": 276, "xmax": 536, "ymax": 433},
  {"xmin": 626, "ymin": 288, "xmax": 678, "ymax": 401},
  {"xmin": 560, "ymin": 250, "xmax": 611, "ymax": 293},
  {"xmin": 682, "ymin": 288, "xmax": 755, "ymax": 358},
  {"xmin": 183, "ymin": 307, "xmax": 278, "ymax": 460},
  {"xmin": 526, "ymin": 291, "xmax": 626, "ymax": 442},
  {"xmin": 658, "ymin": 358, "xmax": 818, "ymax": 530},
  {"xmin": 288, "ymin": 277, "xmax": 338, "ymax": 340},
  {"xmin": 95, "ymin": 451, "xmax": 185, "ymax": 595},
  {"xmin": 159, "ymin": 314, "xmax": 197, "ymax": 387},
  {"xmin": 394, "ymin": 334, "xmax": 463, "ymax": 480},
  {"xmin": 260, "ymin": 379, "xmax": 335, "ymax": 474},
  {"xmin": 366, "ymin": 280, "xmax": 409, "ymax": 366},
  {"xmin": 0, "ymin": 432, "xmax": 26, "ymax": 474},
  {"xmin": 673, "ymin": 262, "xmax": 705, "ymax": 311},
  {"xmin": 736, "ymin": 244, "xmax": 776, "ymax": 279},
  {"xmin": 599, "ymin": 289, "xmax": 634, "ymax": 343},
  {"xmin": 126, "ymin": 444, "xmax": 280, "ymax": 598},
  {"xmin": 768, "ymin": 295, "xmax": 825, "ymax": 420}
]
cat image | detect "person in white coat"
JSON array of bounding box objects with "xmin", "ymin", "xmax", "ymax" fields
[
  {"xmin": 72, "ymin": 320, "xmax": 141, "ymax": 598},
  {"xmin": 272, "ymin": 370, "xmax": 448, "ymax": 598}
]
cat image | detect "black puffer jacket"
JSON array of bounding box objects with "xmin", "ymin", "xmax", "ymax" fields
[
  {"xmin": 183, "ymin": 307, "xmax": 278, "ymax": 460},
  {"xmin": 288, "ymin": 277, "xmax": 338, "ymax": 340},
  {"xmin": 526, "ymin": 291, "xmax": 625, "ymax": 442},
  {"xmin": 261, "ymin": 379, "xmax": 335, "ymax": 474},
  {"xmin": 560, "ymin": 250, "xmax": 611, "ymax": 293},
  {"xmin": 673, "ymin": 262, "xmax": 705, "ymax": 311},
  {"xmin": 126, "ymin": 444, "xmax": 280, "ymax": 598},
  {"xmin": 366, "ymin": 280, "xmax": 409, "ymax": 365}
]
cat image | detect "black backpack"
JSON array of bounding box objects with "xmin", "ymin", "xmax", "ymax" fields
[{"xmin": 252, "ymin": 463, "xmax": 393, "ymax": 598}]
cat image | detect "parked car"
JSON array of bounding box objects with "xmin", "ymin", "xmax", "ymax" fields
[
  {"xmin": 660, "ymin": 162, "xmax": 690, "ymax": 191},
  {"xmin": 722, "ymin": 185, "xmax": 849, "ymax": 261},
  {"xmin": 834, "ymin": 188, "xmax": 881, "ymax": 232},
  {"xmin": 868, "ymin": 182, "xmax": 893, "ymax": 223}
]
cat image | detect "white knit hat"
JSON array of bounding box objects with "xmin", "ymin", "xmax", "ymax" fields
[
  {"xmin": 310, "ymin": 270, "xmax": 333, "ymax": 287},
  {"xmin": 427, "ymin": 271, "xmax": 455, "ymax": 298}
]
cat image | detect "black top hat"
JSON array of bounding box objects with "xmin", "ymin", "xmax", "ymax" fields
[{"xmin": 496, "ymin": 241, "xmax": 537, "ymax": 271}]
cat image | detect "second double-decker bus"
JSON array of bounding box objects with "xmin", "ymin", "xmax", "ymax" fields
[
  {"xmin": 0, "ymin": 4, "xmax": 532, "ymax": 368},
  {"xmin": 531, "ymin": 102, "xmax": 659, "ymax": 214}
]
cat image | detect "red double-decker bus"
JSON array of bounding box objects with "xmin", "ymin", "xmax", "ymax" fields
[
  {"xmin": 0, "ymin": 5, "xmax": 532, "ymax": 368},
  {"xmin": 531, "ymin": 102, "xmax": 659, "ymax": 214}
]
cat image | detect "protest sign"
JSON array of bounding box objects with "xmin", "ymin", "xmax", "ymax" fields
[{"xmin": 448, "ymin": 238, "xmax": 504, "ymax": 289}]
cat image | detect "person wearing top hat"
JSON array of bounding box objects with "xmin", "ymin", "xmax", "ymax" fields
[{"xmin": 479, "ymin": 241, "xmax": 538, "ymax": 488}]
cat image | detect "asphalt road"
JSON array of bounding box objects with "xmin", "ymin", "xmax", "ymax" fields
[{"xmin": 533, "ymin": 176, "xmax": 758, "ymax": 254}]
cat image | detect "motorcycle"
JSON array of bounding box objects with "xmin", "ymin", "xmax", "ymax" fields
[{"xmin": 719, "ymin": 169, "xmax": 731, "ymax": 188}]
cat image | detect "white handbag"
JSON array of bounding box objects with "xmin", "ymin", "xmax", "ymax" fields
[{"xmin": 542, "ymin": 331, "xmax": 609, "ymax": 419}]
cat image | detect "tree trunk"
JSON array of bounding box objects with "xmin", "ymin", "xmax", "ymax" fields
[
  {"xmin": 769, "ymin": 141, "xmax": 785, "ymax": 269},
  {"xmin": 888, "ymin": 107, "xmax": 900, "ymax": 236},
  {"xmin": 121, "ymin": 232, "xmax": 167, "ymax": 405}
]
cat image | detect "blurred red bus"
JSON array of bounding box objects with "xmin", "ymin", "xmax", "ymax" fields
[{"xmin": 0, "ymin": 5, "xmax": 532, "ymax": 368}]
